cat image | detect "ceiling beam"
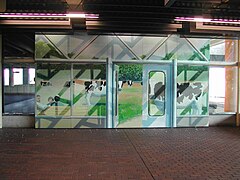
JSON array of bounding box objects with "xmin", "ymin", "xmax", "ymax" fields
[
  {"xmin": 164, "ymin": 0, "xmax": 176, "ymax": 7},
  {"xmin": 0, "ymin": 0, "xmax": 6, "ymax": 12}
]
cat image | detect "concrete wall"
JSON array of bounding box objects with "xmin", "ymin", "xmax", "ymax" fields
[
  {"xmin": 2, "ymin": 114, "xmax": 236, "ymax": 128},
  {"xmin": 4, "ymin": 85, "xmax": 35, "ymax": 93},
  {"xmin": 177, "ymin": 114, "xmax": 236, "ymax": 127},
  {"xmin": 3, "ymin": 116, "xmax": 35, "ymax": 128},
  {"xmin": 209, "ymin": 114, "xmax": 236, "ymax": 127}
]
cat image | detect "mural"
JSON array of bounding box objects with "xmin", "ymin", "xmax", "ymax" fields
[
  {"xmin": 35, "ymin": 34, "xmax": 210, "ymax": 128},
  {"xmin": 35, "ymin": 63, "xmax": 106, "ymax": 128},
  {"xmin": 35, "ymin": 34, "xmax": 209, "ymax": 61},
  {"xmin": 177, "ymin": 82, "xmax": 207, "ymax": 115},
  {"xmin": 177, "ymin": 65, "xmax": 209, "ymax": 117}
]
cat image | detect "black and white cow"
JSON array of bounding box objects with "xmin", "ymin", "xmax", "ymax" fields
[{"xmin": 118, "ymin": 80, "xmax": 133, "ymax": 91}]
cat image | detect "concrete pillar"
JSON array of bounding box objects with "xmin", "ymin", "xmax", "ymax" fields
[
  {"xmin": 0, "ymin": 34, "xmax": 2, "ymax": 128},
  {"xmin": 9, "ymin": 67, "xmax": 13, "ymax": 86},
  {"xmin": 237, "ymin": 40, "xmax": 240, "ymax": 127},
  {"xmin": 224, "ymin": 40, "xmax": 237, "ymax": 113},
  {"xmin": 23, "ymin": 67, "xmax": 28, "ymax": 85}
]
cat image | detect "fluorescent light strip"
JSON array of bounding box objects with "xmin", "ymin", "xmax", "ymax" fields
[
  {"xmin": 0, "ymin": 13, "xmax": 98, "ymax": 19},
  {"xmin": 175, "ymin": 17, "xmax": 240, "ymax": 25}
]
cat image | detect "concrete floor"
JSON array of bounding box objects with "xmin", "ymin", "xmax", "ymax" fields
[{"xmin": 0, "ymin": 127, "xmax": 240, "ymax": 179}]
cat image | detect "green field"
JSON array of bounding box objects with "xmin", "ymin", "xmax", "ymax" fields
[{"xmin": 118, "ymin": 84, "xmax": 142, "ymax": 124}]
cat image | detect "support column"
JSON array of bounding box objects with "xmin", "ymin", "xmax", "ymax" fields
[
  {"xmin": 237, "ymin": 40, "xmax": 240, "ymax": 127},
  {"xmin": 0, "ymin": 34, "xmax": 2, "ymax": 128},
  {"xmin": 23, "ymin": 67, "xmax": 29, "ymax": 85},
  {"xmin": 106, "ymin": 58, "xmax": 113, "ymax": 128},
  {"xmin": 224, "ymin": 40, "xmax": 237, "ymax": 113}
]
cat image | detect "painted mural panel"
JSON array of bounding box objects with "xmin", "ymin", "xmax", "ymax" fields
[
  {"xmin": 35, "ymin": 64, "xmax": 71, "ymax": 128},
  {"xmin": 36, "ymin": 63, "xmax": 71, "ymax": 117},
  {"xmin": 177, "ymin": 38, "xmax": 210, "ymax": 61},
  {"xmin": 35, "ymin": 34, "xmax": 211, "ymax": 128},
  {"xmin": 116, "ymin": 64, "xmax": 143, "ymax": 128},
  {"xmin": 72, "ymin": 64, "xmax": 106, "ymax": 117},
  {"xmin": 35, "ymin": 63, "xmax": 107, "ymax": 128},
  {"xmin": 150, "ymin": 35, "xmax": 210, "ymax": 61},
  {"xmin": 35, "ymin": 34, "xmax": 210, "ymax": 61},
  {"xmin": 177, "ymin": 65, "xmax": 209, "ymax": 125}
]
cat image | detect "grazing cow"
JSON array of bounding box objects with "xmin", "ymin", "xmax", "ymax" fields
[
  {"xmin": 177, "ymin": 82, "xmax": 204, "ymax": 115},
  {"xmin": 127, "ymin": 80, "xmax": 133, "ymax": 87},
  {"xmin": 82, "ymin": 80, "xmax": 106, "ymax": 105},
  {"xmin": 118, "ymin": 81, "xmax": 124, "ymax": 90},
  {"xmin": 118, "ymin": 80, "xmax": 133, "ymax": 90}
]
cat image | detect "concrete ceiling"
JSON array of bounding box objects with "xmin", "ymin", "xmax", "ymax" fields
[{"xmin": 0, "ymin": 0, "xmax": 240, "ymax": 36}]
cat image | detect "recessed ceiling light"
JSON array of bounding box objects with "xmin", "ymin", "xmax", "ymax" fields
[
  {"xmin": 0, "ymin": 13, "xmax": 99, "ymax": 19},
  {"xmin": 175, "ymin": 17, "xmax": 240, "ymax": 25}
]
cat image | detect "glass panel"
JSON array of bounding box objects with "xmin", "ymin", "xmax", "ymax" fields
[
  {"xmin": 115, "ymin": 70, "xmax": 118, "ymax": 116},
  {"xmin": 209, "ymin": 66, "xmax": 237, "ymax": 113},
  {"xmin": 13, "ymin": 68, "xmax": 23, "ymax": 85},
  {"xmin": 29, "ymin": 68, "xmax": 35, "ymax": 84},
  {"xmin": 210, "ymin": 39, "xmax": 238, "ymax": 62},
  {"xmin": 177, "ymin": 65, "xmax": 209, "ymax": 116},
  {"xmin": 148, "ymin": 71, "xmax": 165, "ymax": 116},
  {"xmin": 177, "ymin": 38, "xmax": 210, "ymax": 61},
  {"xmin": 4, "ymin": 65, "xmax": 35, "ymax": 114},
  {"xmin": 4, "ymin": 68, "xmax": 9, "ymax": 86},
  {"xmin": 72, "ymin": 64, "xmax": 106, "ymax": 117},
  {"xmin": 36, "ymin": 63, "xmax": 71, "ymax": 117},
  {"xmin": 151, "ymin": 35, "xmax": 179, "ymax": 60}
]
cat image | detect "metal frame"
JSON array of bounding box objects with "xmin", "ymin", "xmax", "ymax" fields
[
  {"xmin": 178, "ymin": 61, "xmax": 237, "ymax": 66},
  {"xmin": 43, "ymin": 33, "xmax": 70, "ymax": 59},
  {"xmin": 146, "ymin": 35, "xmax": 171, "ymax": 60},
  {"xmin": 35, "ymin": 61, "xmax": 108, "ymax": 127},
  {"xmin": 237, "ymin": 40, "xmax": 240, "ymax": 126},
  {"xmin": 106, "ymin": 58, "xmax": 113, "ymax": 128},
  {"xmin": 172, "ymin": 59, "xmax": 177, "ymax": 127},
  {"xmin": 35, "ymin": 58, "xmax": 238, "ymax": 65},
  {"xmin": 73, "ymin": 35, "xmax": 99, "ymax": 59},
  {"xmin": 142, "ymin": 63, "xmax": 173, "ymax": 127},
  {"xmin": 0, "ymin": 34, "xmax": 2, "ymax": 128},
  {"xmin": 184, "ymin": 36, "xmax": 209, "ymax": 62},
  {"xmin": 35, "ymin": 58, "xmax": 107, "ymax": 63},
  {"xmin": 115, "ymin": 35, "xmax": 142, "ymax": 60}
]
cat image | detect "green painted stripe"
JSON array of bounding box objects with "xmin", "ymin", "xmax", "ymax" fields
[
  {"xmin": 59, "ymin": 106, "xmax": 71, "ymax": 116},
  {"xmin": 36, "ymin": 84, "xmax": 41, "ymax": 93},
  {"xmin": 59, "ymin": 98, "xmax": 71, "ymax": 105},
  {"xmin": 189, "ymin": 70, "xmax": 205, "ymax": 81},
  {"xmin": 162, "ymin": 52, "xmax": 174, "ymax": 60},
  {"xmin": 73, "ymin": 93, "xmax": 84, "ymax": 104},
  {"xmin": 180, "ymin": 106, "xmax": 192, "ymax": 115},
  {"xmin": 177, "ymin": 66, "xmax": 208, "ymax": 76},
  {"xmin": 201, "ymin": 107, "xmax": 208, "ymax": 115},
  {"xmin": 188, "ymin": 44, "xmax": 210, "ymax": 61}
]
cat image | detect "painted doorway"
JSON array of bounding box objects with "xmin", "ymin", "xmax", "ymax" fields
[
  {"xmin": 142, "ymin": 64, "xmax": 173, "ymax": 127},
  {"xmin": 114, "ymin": 63, "xmax": 173, "ymax": 128}
]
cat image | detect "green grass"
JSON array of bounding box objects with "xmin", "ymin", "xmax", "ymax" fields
[
  {"xmin": 118, "ymin": 103, "xmax": 142, "ymax": 124},
  {"xmin": 83, "ymin": 85, "xmax": 143, "ymax": 123},
  {"xmin": 118, "ymin": 85, "xmax": 143, "ymax": 124}
]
